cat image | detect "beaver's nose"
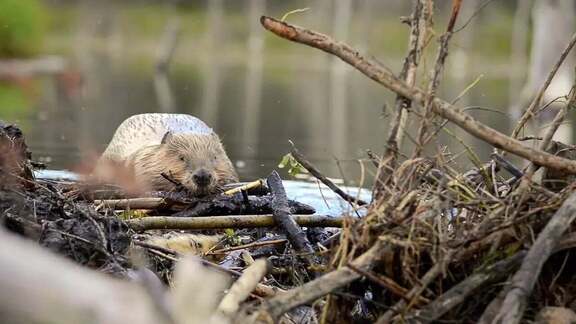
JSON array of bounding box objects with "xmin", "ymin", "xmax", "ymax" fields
[{"xmin": 192, "ymin": 169, "xmax": 212, "ymax": 186}]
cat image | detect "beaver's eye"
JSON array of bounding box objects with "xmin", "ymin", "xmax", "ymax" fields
[{"xmin": 179, "ymin": 156, "xmax": 185, "ymax": 162}]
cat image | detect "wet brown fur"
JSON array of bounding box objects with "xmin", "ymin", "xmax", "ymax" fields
[{"xmin": 125, "ymin": 132, "xmax": 238, "ymax": 195}]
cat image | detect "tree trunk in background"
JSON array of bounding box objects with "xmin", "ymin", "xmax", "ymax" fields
[
  {"xmin": 450, "ymin": 0, "xmax": 477, "ymax": 108},
  {"xmin": 298, "ymin": 0, "xmax": 331, "ymax": 172},
  {"xmin": 330, "ymin": 0, "xmax": 352, "ymax": 160},
  {"xmin": 508, "ymin": 0, "xmax": 532, "ymax": 111},
  {"xmin": 200, "ymin": 0, "xmax": 224, "ymax": 127},
  {"xmin": 74, "ymin": 0, "xmax": 118, "ymax": 158},
  {"xmin": 450, "ymin": 0, "xmax": 479, "ymax": 156},
  {"xmin": 514, "ymin": 0, "xmax": 575, "ymax": 142},
  {"xmin": 241, "ymin": 0, "xmax": 265, "ymax": 173},
  {"xmin": 154, "ymin": 17, "xmax": 180, "ymax": 113}
]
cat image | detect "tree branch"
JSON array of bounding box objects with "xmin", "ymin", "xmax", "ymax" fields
[
  {"xmin": 494, "ymin": 191, "xmax": 576, "ymax": 324},
  {"xmin": 510, "ymin": 31, "xmax": 576, "ymax": 139},
  {"xmin": 290, "ymin": 145, "xmax": 367, "ymax": 206},
  {"xmin": 259, "ymin": 16, "xmax": 576, "ymax": 175}
]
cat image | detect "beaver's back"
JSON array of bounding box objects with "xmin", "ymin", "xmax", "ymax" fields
[{"xmin": 101, "ymin": 113, "xmax": 214, "ymax": 161}]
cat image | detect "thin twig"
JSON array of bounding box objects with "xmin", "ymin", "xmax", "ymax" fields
[
  {"xmin": 290, "ymin": 144, "xmax": 368, "ymax": 206},
  {"xmin": 347, "ymin": 262, "xmax": 429, "ymax": 305},
  {"xmin": 375, "ymin": 0, "xmax": 430, "ymax": 197},
  {"xmin": 414, "ymin": 0, "xmax": 463, "ymax": 157},
  {"xmin": 510, "ymin": 31, "xmax": 576, "ymax": 140},
  {"xmin": 515, "ymin": 86, "xmax": 576, "ymax": 194},
  {"xmin": 160, "ymin": 172, "xmax": 188, "ymax": 193},
  {"xmin": 376, "ymin": 249, "xmax": 456, "ymax": 323},
  {"xmin": 366, "ymin": 150, "xmax": 381, "ymax": 168},
  {"xmin": 95, "ymin": 197, "xmax": 167, "ymax": 210},
  {"xmin": 223, "ymin": 179, "xmax": 264, "ymax": 196},
  {"xmin": 208, "ymin": 239, "xmax": 288, "ymax": 255}
]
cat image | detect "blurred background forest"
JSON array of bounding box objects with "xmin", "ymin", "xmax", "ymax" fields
[{"xmin": 0, "ymin": 0, "xmax": 574, "ymax": 186}]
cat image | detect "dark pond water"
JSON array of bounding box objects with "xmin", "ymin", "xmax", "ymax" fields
[{"xmin": 3, "ymin": 1, "xmax": 555, "ymax": 188}]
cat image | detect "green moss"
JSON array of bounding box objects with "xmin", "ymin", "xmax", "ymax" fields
[{"xmin": 0, "ymin": 0, "xmax": 46, "ymax": 58}]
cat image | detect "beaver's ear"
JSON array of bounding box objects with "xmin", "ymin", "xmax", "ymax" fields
[{"xmin": 161, "ymin": 131, "xmax": 173, "ymax": 144}]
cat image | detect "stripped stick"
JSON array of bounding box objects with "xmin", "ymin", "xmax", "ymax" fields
[
  {"xmin": 217, "ymin": 259, "xmax": 271, "ymax": 317},
  {"xmin": 126, "ymin": 214, "xmax": 342, "ymax": 232},
  {"xmin": 95, "ymin": 197, "xmax": 167, "ymax": 210}
]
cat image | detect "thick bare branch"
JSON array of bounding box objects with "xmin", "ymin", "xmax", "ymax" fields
[
  {"xmin": 260, "ymin": 240, "xmax": 385, "ymax": 319},
  {"xmin": 217, "ymin": 259, "xmax": 271, "ymax": 318},
  {"xmin": 494, "ymin": 191, "xmax": 576, "ymax": 324},
  {"xmin": 406, "ymin": 251, "xmax": 526, "ymax": 323},
  {"xmin": 267, "ymin": 171, "xmax": 316, "ymax": 259},
  {"xmin": 260, "ymin": 16, "xmax": 576, "ymax": 175}
]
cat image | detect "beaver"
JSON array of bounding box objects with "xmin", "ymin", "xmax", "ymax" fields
[{"xmin": 97, "ymin": 113, "xmax": 238, "ymax": 196}]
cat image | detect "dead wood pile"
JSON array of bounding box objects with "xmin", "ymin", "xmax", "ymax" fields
[{"xmin": 2, "ymin": 1, "xmax": 576, "ymax": 323}]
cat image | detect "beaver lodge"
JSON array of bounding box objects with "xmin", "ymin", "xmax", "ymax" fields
[{"xmin": 3, "ymin": 2, "xmax": 576, "ymax": 324}]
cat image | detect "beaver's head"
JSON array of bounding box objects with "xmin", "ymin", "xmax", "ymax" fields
[{"xmin": 131, "ymin": 131, "xmax": 238, "ymax": 196}]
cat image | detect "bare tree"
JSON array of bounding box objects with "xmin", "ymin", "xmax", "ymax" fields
[{"xmin": 513, "ymin": 0, "xmax": 575, "ymax": 142}]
